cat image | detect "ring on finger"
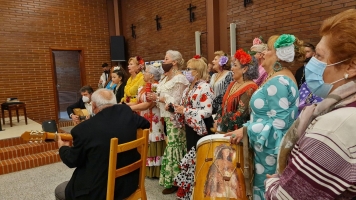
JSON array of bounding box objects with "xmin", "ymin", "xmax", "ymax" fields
[{"xmin": 231, "ymin": 134, "xmax": 236, "ymax": 138}]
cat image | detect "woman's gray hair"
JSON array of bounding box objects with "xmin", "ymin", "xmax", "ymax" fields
[
  {"xmin": 243, "ymin": 57, "xmax": 259, "ymax": 80},
  {"xmin": 91, "ymin": 88, "xmax": 117, "ymax": 109},
  {"xmin": 146, "ymin": 65, "xmax": 163, "ymax": 81},
  {"xmin": 166, "ymin": 50, "xmax": 185, "ymax": 69}
]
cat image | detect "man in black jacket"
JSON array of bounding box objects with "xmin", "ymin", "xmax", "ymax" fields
[
  {"xmin": 66, "ymin": 86, "xmax": 94, "ymax": 124},
  {"xmin": 56, "ymin": 88, "xmax": 150, "ymax": 200}
]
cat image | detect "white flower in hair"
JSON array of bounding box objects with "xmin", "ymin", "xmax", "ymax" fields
[
  {"xmin": 152, "ymin": 61, "xmax": 161, "ymax": 68},
  {"xmin": 113, "ymin": 66, "xmax": 120, "ymax": 71},
  {"xmin": 276, "ymin": 45, "xmax": 295, "ymax": 62}
]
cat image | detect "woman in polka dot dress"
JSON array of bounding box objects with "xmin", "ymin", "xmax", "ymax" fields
[{"xmin": 225, "ymin": 34, "xmax": 305, "ymax": 200}]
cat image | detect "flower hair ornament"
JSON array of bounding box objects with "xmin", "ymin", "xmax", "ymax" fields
[
  {"xmin": 193, "ymin": 55, "xmax": 201, "ymax": 59},
  {"xmin": 274, "ymin": 34, "xmax": 296, "ymax": 63},
  {"xmin": 113, "ymin": 66, "xmax": 121, "ymax": 71},
  {"xmin": 152, "ymin": 61, "xmax": 161, "ymax": 68},
  {"xmin": 252, "ymin": 36, "xmax": 263, "ymax": 45},
  {"xmin": 136, "ymin": 56, "xmax": 145, "ymax": 65},
  {"xmin": 219, "ymin": 55, "xmax": 229, "ymax": 66},
  {"xmin": 234, "ymin": 49, "xmax": 252, "ymax": 65}
]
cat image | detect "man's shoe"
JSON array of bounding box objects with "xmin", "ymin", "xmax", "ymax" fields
[{"xmin": 162, "ymin": 186, "xmax": 178, "ymax": 194}]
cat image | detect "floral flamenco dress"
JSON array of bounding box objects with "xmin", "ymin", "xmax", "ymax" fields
[
  {"xmin": 137, "ymin": 83, "xmax": 166, "ymax": 178},
  {"xmin": 173, "ymin": 80, "xmax": 215, "ymax": 199},
  {"xmin": 245, "ymin": 75, "xmax": 299, "ymax": 200},
  {"xmin": 121, "ymin": 72, "xmax": 145, "ymax": 103},
  {"xmin": 215, "ymin": 81, "xmax": 258, "ymax": 132}
]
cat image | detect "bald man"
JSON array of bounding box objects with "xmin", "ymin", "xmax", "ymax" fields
[{"xmin": 55, "ymin": 89, "xmax": 150, "ymax": 200}]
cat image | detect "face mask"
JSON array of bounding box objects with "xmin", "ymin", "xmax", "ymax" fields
[
  {"xmin": 162, "ymin": 63, "xmax": 173, "ymax": 73},
  {"xmin": 82, "ymin": 96, "xmax": 90, "ymax": 103},
  {"xmin": 185, "ymin": 71, "xmax": 195, "ymax": 83},
  {"xmin": 305, "ymin": 57, "xmax": 348, "ymax": 98}
]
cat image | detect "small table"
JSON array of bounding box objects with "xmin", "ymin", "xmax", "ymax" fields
[{"xmin": 1, "ymin": 102, "xmax": 28, "ymax": 127}]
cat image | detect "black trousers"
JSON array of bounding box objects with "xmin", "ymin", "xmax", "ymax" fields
[{"xmin": 185, "ymin": 116, "xmax": 214, "ymax": 151}]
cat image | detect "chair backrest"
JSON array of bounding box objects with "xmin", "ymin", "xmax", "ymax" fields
[{"xmin": 106, "ymin": 129, "xmax": 149, "ymax": 200}]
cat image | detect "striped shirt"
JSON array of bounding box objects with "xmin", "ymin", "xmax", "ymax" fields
[{"xmin": 265, "ymin": 107, "xmax": 356, "ymax": 200}]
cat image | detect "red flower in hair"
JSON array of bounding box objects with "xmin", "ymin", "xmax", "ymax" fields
[
  {"xmin": 136, "ymin": 56, "xmax": 144, "ymax": 65},
  {"xmin": 193, "ymin": 55, "xmax": 201, "ymax": 59},
  {"xmin": 234, "ymin": 49, "xmax": 252, "ymax": 65}
]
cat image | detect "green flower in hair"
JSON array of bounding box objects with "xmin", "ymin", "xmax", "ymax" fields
[{"xmin": 274, "ymin": 34, "xmax": 296, "ymax": 49}]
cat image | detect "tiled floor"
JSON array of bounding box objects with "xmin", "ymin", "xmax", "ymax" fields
[{"xmin": 0, "ymin": 116, "xmax": 178, "ymax": 200}]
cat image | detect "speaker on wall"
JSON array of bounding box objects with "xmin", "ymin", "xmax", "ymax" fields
[{"xmin": 110, "ymin": 36, "xmax": 126, "ymax": 62}]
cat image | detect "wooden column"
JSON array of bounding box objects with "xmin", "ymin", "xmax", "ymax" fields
[
  {"xmin": 219, "ymin": 0, "xmax": 228, "ymax": 54},
  {"xmin": 206, "ymin": 0, "xmax": 219, "ymax": 63}
]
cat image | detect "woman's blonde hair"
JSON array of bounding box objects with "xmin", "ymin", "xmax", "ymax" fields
[
  {"xmin": 128, "ymin": 56, "xmax": 144, "ymax": 72},
  {"xmin": 187, "ymin": 58, "xmax": 210, "ymax": 81}
]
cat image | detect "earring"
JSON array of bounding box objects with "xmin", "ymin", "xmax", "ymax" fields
[
  {"xmin": 344, "ymin": 73, "xmax": 349, "ymax": 79},
  {"xmin": 273, "ymin": 61, "xmax": 283, "ymax": 72}
]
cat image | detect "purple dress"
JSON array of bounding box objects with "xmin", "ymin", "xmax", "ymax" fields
[{"xmin": 298, "ymin": 82, "xmax": 323, "ymax": 115}]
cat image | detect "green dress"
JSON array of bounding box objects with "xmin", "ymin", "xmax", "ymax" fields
[{"xmin": 159, "ymin": 117, "xmax": 186, "ymax": 188}]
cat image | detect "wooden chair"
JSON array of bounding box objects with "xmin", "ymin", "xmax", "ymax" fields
[{"xmin": 106, "ymin": 129, "xmax": 149, "ymax": 200}]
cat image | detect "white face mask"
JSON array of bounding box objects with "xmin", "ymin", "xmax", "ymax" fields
[{"xmin": 82, "ymin": 96, "xmax": 90, "ymax": 103}]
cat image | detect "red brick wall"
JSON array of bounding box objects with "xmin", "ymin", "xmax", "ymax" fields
[
  {"xmin": 0, "ymin": 0, "xmax": 111, "ymax": 122},
  {"xmin": 227, "ymin": 0, "xmax": 356, "ymax": 66},
  {"xmin": 120, "ymin": 0, "xmax": 208, "ymax": 64}
]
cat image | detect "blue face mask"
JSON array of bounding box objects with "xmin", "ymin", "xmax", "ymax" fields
[{"xmin": 305, "ymin": 57, "xmax": 348, "ymax": 98}]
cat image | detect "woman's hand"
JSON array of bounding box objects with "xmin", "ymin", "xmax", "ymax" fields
[
  {"xmin": 266, "ymin": 174, "xmax": 279, "ymax": 179},
  {"xmin": 224, "ymin": 128, "xmax": 244, "ymax": 144},
  {"xmin": 147, "ymin": 92, "xmax": 157, "ymax": 101},
  {"xmin": 174, "ymin": 105, "xmax": 185, "ymax": 114}
]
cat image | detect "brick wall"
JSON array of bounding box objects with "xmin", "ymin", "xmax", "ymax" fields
[
  {"xmin": 227, "ymin": 0, "xmax": 356, "ymax": 72},
  {"xmin": 120, "ymin": 0, "xmax": 208, "ymax": 65},
  {"xmin": 0, "ymin": 0, "xmax": 111, "ymax": 122},
  {"xmin": 0, "ymin": 0, "xmax": 354, "ymax": 124}
]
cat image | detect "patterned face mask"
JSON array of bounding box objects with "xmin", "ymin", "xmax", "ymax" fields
[{"xmin": 305, "ymin": 57, "xmax": 348, "ymax": 98}]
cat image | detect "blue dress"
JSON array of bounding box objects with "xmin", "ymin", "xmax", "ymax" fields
[
  {"xmin": 105, "ymin": 80, "xmax": 117, "ymax": 90},
  {"xmin": 244, "ymin": 75, "xmax": 299, "ymax": 200}
]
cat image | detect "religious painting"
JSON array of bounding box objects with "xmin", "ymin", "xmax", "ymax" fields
[{"xmin": 203, "ymin": 144, "xmax": 242, "ymax": 198}]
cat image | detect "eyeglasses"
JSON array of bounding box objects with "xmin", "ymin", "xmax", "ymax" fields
[{"xmin": 186, "ymin": 68, "xmax": 197, "ymax": 71}]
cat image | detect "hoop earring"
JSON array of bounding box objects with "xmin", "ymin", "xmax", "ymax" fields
[{"xmin": 273, "ymin": 61, "xmax": 283, "ymax": 72}]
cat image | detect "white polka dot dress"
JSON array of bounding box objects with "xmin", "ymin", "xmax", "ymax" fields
[{"xmin": 244, "ymin": 75, "xmax": 299, "ymax": 199}]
